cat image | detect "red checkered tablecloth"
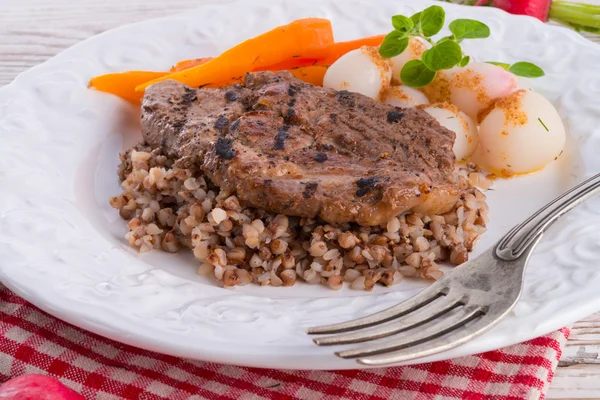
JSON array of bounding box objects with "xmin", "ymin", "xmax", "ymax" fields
[{"xmin": 0, "ymin": 284, "xmax": 569, "ymax": 399}]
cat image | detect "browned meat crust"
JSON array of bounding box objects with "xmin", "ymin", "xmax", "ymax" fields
[{"xmin": 141, "ymin": 71, "xmax": 460, "ymax": 225}]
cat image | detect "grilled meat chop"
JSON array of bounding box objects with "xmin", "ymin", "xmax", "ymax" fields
[{"xmin": 141, "ymin": 71, "xmax": 461, "ymax": 225}]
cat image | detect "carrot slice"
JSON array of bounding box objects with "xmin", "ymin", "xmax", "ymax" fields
[
  {"xmin": 203, "ymin": 76, "xmax": 244, "ymax": 88},
  {"xmin": 254, "ymin": 58, "xmax": 319, "ymax": 71},
  {"xmin": 287, "ymin": 65, "xmax": 329, "ymax": 86},
  {"xmin": 318, "ymin": 35, "xmax": 385, "ymax": 65},
  {"xmin": 89, "ymin": 71, "xmax": 168, "ymax": 103},
  {"xmin": 170, "ymin": 57, "xmax": 214, "ymax": 72},
  {"xmin": 90, "ymin": 32, "xmax": 383, "ymax": 103},
  {"xmin": 135, "ymin": 18, "xmax": 334, "ymax": 92},
  {"xmin": 254, "ymin": 35, "xmax": 384, "ymax": 83}
]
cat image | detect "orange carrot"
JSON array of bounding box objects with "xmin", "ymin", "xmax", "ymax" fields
[
  {"xmin": 203, "ymin": 76, "xmax": 244, "ymax": 88},
  {"xmin": 254, "ymin": 58, "xmax": 319, "ymax": 71},
  {"xmin": 254, "ymin": 36, "xmax": 386, "ymax": 72},
  {"xmin": 135, "ymin": 18, "xmax": 334, "ymax": 92},
  {"xmin": 89, "ymin": 71, "xmax": 168, "ymax": 103},
  {"xmin": 318, "ymin": 35, "xmax": 385, "ymax": 65},
  {"xmin": 287, "ymin": 65, "xmax": 329, "ymax": 86},
  {"xmin": 89, "ymin": 59, "xmax": 211, "ymax": 103},
  {"xmin": 170, "ymin": 57, "xmax": 214, "ymax": 72},
  {"xmin": 90, "ymin": 32, "xmax": 384, "ymax": 103}
]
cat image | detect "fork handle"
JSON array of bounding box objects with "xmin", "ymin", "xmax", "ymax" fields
[{"xmin": 495, "ymin": 172, "xmax": 600, "ymax": 261}]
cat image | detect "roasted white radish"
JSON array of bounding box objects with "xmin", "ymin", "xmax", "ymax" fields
[
  {"xmin": 478, "ymin": 89, "xmax": 566, "ymax": 176},
  {"xmin": 420, "ymin": 68, "xmax": 455, "ymax": 104},
  {"xmin": 382, "ymin": 85, "xmax": 430, "ymax": 108},
  {"xmin": 323, "ymin": 46, "xmax": 392, "ymax": 100},
  {"xmin": 517, "ymin": 77, "xmax": 534, "ymax": 91},
  {"xmin": 390, "ymin": 38, "xmax": 431, "ymax": 85},
  {"xmin": 449, "ymin": 62, "xmax": 518, "ymax": 120},
  {"xmin": 422, "ymin": 103, "xmax": 479, "ymax": 161}
]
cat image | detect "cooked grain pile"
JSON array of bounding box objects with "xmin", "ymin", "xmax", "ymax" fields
[{"xmin": 110, "ymin": 146, "xmax": 490, "ymax": 290}]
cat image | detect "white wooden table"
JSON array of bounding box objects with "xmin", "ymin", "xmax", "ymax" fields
[{"xmin": 2, "ymin": 1, "xmax": 600, "ymax": 398}]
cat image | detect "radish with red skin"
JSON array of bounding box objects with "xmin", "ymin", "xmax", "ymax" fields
[
  {"xmin": 474, "ymin": 0, "xmax": 600, "ymax": 33},
  {"xmin": 474, "ymin": 0, "xmax": 550, "ymax": 20},
  {"xmin": 0, "ymin": 374, "xmax": 85, "ymax": 400}
]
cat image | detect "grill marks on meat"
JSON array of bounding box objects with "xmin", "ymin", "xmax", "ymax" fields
[
  {"xmin": 273, "ymin": 129, "xmax": 290, "ymax": 150},
  {"xmin": 314, "ymin": 153, "xmax": 327, "ymax": 163},
  {"xmin": 302, "ymin": 182, "xmax": 319, "ymax": 199},
  {"xmin": 141, "ymin": 80, "xmax": 248, "ymax": 168},
  {"xmin": 387, "ymin": 111, "xmax": 404, "ymax": 123},
  {"xmin": 215, "ymin": 138, "xmax": 235, "ymax": 160},
  {"xmin": 141, "ymin": 71, "xmax": 461, "ymax": 225},
  {"xmin": 355, "ymin": 177, "xmax": 381, "ymax": 198}
]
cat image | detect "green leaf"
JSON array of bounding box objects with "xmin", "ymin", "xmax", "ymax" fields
[
  {"xmin": 384, "ymin": 30, "xmax": 407, "ymax": 41},
  {"xmin": 437, "ymin": 35, "xmax": 455, "ymax": 43},
  {"xmin": 378, "ymin": 31, "xmax": 410, "ymax": 58},
  {"xmin": 392, "ymin": 15, "xmax": 414, "ymax": 32},
  {"xmin": 420, "ymin": 5, "xmax": 445, "ymax": 37},
  {"xmin": 487, "ymin": 61, "xmax": 511, "ymax": 69},
  {"xmin": 449, "ymin": 19, "xmax": 491, "ymax": 39},
  {"xmin": 410, "ymin": 11, "xmax": 422, "ymax": 26},
  {"xmin": 460, "ymin": 55, "xmax": 470, "ymax": 67},
  {"xmin": 401, "ymin": 59, "xmax": 437, "ymax": 87},
  {"xmin": 509, "ymin": 62, "xmax": 545, "ymax": 78},
  {"xmin": 421, "ymin": 40, "xmax": 462, "ymax": 71}
]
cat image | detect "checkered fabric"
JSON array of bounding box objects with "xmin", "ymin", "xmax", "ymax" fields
[{"xmin": 0, "ymin": 284, "xmax": 568, "ymax": 400}]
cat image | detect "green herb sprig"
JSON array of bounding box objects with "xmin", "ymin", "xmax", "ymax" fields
[
  {"xmin": 487, "ymin": 61, "xmax": 545, "ymax": 78},
  {"xmin": 379, "ymin": 6, "xmax": 545, "ymax": 87}
]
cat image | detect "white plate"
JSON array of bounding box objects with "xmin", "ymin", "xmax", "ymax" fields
[{"xmin": 2, "ymin": 0, "xmax": 600, "ymax": 370}]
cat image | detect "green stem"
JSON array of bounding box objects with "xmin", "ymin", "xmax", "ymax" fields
[
  {"xmin": 552, "ymin": 1, "xmax": 600, "ymax": 14},
  {"xmin": 418, "ymin": 34, "xmax": 436, "ymax": 46},
  {"xmin": 550, "ymin": 1, "xmax": 600, "ymax": 32},
  {"xmin": 552, "ymin": 16, "xmax": 600, "ymax": 33}
]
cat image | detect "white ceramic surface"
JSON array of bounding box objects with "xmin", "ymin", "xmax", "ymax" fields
[{"xmin": 1, "ymin": 0, "xmax": 600, "ymax": 370}]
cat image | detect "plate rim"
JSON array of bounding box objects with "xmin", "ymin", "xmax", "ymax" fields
[{"xmin": 2, "ymin": 0, "xmax": 600, "ymax": 370}]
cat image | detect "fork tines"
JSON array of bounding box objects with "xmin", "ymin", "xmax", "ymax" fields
[{"xmin": 307, "ymin": 281, "xmax": 492, "ymax": 366}]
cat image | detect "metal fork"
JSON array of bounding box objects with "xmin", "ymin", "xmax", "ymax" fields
[{"xmin": 307, "ymin": 172, "xmax": 600, "ymax": 366}]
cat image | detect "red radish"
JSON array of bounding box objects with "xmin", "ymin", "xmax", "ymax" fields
[
  {"xmin": 0, "ymin": 374, "xmax": 85, "ymax": 400},
  {"xmin": 473, "ymin": 0, "xmax": 600, "ymax": 33},
  {"xmin": 474, "ymin": 0, "xmax": 550, "ymax": 20}
]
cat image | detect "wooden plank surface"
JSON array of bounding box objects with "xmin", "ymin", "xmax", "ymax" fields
[
  {"xmin": 549, "ymin": 313, "xmax": 600, "ymax": 399},
  {"xmin": 2, "ymin": 1, "xmax": 600, "ymax": 398}
]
